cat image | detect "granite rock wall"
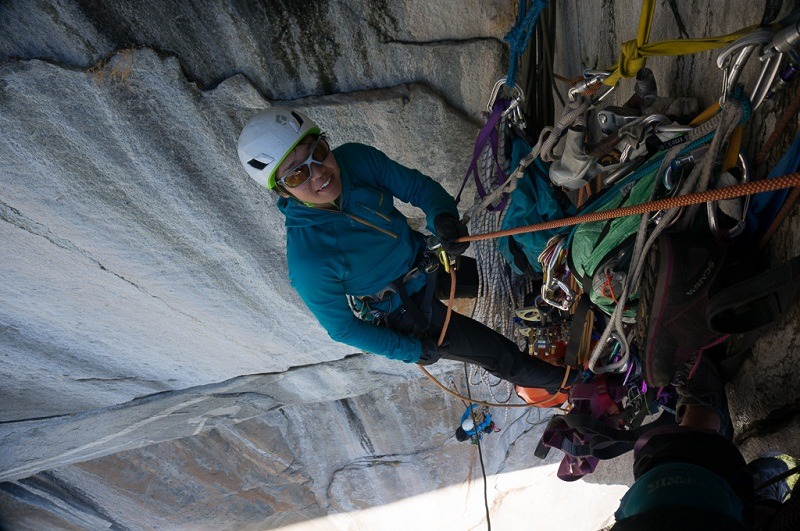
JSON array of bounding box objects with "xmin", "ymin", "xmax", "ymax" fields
[{"xmin": 2, "ymin": 0, "xmax": 799, "ymax": 528}]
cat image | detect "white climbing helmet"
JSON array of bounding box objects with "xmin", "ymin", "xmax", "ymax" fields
[{"xmin": 237, "ymin": 107, "xmax": 321, "ymax": 188}]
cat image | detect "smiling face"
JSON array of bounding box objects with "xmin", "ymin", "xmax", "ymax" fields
[{"xmin": 276, "ymin": 136, "xmax": 342, "ymax": 204}]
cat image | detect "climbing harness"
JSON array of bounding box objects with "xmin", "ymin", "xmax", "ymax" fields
[{"xmin": 348, "ymin": 249, "xmax": 443, "ymax": 325}]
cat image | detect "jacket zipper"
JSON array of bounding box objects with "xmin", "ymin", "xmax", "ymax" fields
[
  {"xmin": 345, "ymin": 213, "xmax": 398, "ymax": 239},
  {"xmin": 301, "ymin": 199, "xmax": 397, "ymax": 238},
  {"xmin": 356, "ymin": 202, "xmax": 392, "ymax": 223}
]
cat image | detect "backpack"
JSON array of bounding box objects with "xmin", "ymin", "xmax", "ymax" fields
[{"xmin": 497, "ymin": 138, "xmax": 575, "ymax": 275}]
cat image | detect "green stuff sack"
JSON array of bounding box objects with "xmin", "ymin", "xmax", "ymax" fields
[{"xmin": 568, "ymin": 166, "xmax": 660, "ymax": 318}]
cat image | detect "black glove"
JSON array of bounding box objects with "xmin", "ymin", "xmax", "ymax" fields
[
  {"xmin": 434, "ymin": 214, "xmax": 470, "ymax": 256},
  {"xmin": 417, "ymin": 338, "xmax": 447, "ymax": 366}
]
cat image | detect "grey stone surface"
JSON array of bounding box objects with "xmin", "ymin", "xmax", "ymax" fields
[
  {"xmin": 0, "ymin": 354, "xmax": 456, "ymax": 483},
  {"xmin": 0, "ymin": 369, "xmax": 599, "ymax": 530},
  {"xmin": 730, "ymin": 228, "xmax": 800, "ymax": 462},
  {"xmin": 0, "ymin": 0, "xmax": 512, "ymax": 119},
  {"xmin": 1, "ymin": 47, "xmax": 479, "ymax": 422},
  {"xmin": 1, "ymin": 0, "xmax": 800, "ymax": 528}
]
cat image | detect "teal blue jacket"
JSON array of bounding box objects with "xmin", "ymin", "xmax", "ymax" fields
[{"xmin": 278, "ymin": 143, "xmax": 459, "ymax": 363}]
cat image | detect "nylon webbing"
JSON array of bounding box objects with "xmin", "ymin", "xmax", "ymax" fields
[{"xmin": 602, "ymin": 0, "xmax": 756, "ymax": 86}]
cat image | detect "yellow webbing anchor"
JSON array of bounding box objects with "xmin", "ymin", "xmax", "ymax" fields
[{"xmin": 602, "ymin": 0, "xmax": 756, "ymax": 87}]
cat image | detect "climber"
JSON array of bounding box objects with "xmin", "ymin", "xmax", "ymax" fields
[
  {"xmin": 455, "ymin": 405, "xmax": 498, "ymax": 443},
  {"xmin": 235, "ymin": 107, "xmax": 570, "ymax": 392}
]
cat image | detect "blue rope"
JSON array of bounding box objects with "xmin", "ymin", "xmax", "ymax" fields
[
  {"xmin": 734, "ymin": 87, "xmax": 752, "ymax": 124},
  {"xmin": 504, "ymin": 0, "xmax": 548, "ymax": 87}
]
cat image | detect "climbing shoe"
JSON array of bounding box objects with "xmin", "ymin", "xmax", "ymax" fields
[
  {"xmin": 636, "ymin": 232, "xmax": 727, "ymax": 387},
  {"xmin": 674, "ymin": 352, "xmax": 733, "ymax": 439}
]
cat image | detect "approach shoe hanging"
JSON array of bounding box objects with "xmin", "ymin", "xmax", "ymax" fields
[{"xmin": 636, "ymin": 232, "xmax": 728, "ymax": 387}]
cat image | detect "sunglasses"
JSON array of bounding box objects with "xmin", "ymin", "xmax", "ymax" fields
[{"xmin": 277, "ymin": 136, "xmax": 331, "ymax": 188}]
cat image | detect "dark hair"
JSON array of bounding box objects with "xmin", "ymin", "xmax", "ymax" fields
[{"xmin": 455, "ymin": 427, "xmax": 470, "ymax": 442}]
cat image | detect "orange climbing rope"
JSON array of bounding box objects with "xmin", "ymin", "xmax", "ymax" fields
[
  {"xmin": 437, "ymin": 268, "xmax": 457, "ymax": 348},
  {"xmin": 458, "ymin": 173, "xmax": 800, "ymax": 244}
]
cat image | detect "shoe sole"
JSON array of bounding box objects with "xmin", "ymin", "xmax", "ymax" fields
[{"xmin": 643, "ymin": 234, "xmax": 674, "ymax": 386}]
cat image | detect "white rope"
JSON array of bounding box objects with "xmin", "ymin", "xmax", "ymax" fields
[
  {"xmin": 462, "ymin": 96, "xmax": 594, "ymax": 394},
  {"xmin": 467, "ymin": 112, "xmax": 524, "ymax": 403}
]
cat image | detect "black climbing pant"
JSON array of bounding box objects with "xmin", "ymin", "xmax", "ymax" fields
[{"xmin": 385, "ymin": 256, "xmax": 568, "ymax": 392}]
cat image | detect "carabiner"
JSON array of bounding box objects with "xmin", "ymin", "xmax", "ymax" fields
[
  {"xmin": 750, "ymin": 50, "xmax": 784, "ymax": 111},
  {"xmin": 486, "ymin": 77, "xmax": 524, "ymax": 114},
  {"xmin": 752, "ymin": 21, "xmax": 800, "ymax": 109},
  {"xmin": 540, "ymin": 238, "xmax": 575, "ymax": 311},
  {"xmin": 426, "ymin": 235, "xmax": 455, "ymax": 273},
  {"xmin": 717, "ymin": 29, "xmax": 773, "ymax": 104},
  {"xmin": 567, "ymin": 70, "xmax": 610, "ymax": 100},
  {"xmin": 436, "ymin": 247, "xmax": 454, "ymax": 274},
  {"xmin": 593, "ymin": 332, "xmax": 630, "ymax": 374},
  {"xmin": 547, "ymin": 278, "xmax": 575, "ymax": 310},
  {"xmin": 663, "ymin": 145, "xmax": 710, "ymax": 191},
  {"xmin": 707, "ymin": 150, "xmax": 751, "ymax": 238}
]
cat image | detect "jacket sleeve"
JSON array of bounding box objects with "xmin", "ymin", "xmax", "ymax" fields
[
  {"xmin": 342, "ymin": 143, "xmax": 459, "ymax": 232},
  {"xmin": 289, "ymin": 259, "xmax": 424, "ymax": 363}
]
